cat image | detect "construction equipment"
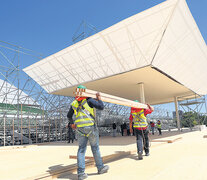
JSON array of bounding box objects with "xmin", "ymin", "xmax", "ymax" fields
[{"xmin": 74, "ymin": 88, "xmax": 150, "ymax": 109}]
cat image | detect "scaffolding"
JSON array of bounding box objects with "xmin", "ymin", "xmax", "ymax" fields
[
  {"xmin": 72, "ymin": 20, "xmax": 98, "ymax": 44},
  {"xmin": 0, "ymin": 40, "xmax": 73, "ymax": 146},
  {"xmin": 178, "ymin": 94, "xmax": 207, "ymax": 129}
]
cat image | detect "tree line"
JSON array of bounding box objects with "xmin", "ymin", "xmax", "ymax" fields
[{"xmin": 178, "ymin": 111, "xmax": 207, "ymax": 128}]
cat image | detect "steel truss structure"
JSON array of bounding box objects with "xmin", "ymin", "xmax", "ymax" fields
[
  {"xmin": 72, "ymin": 20, "xmax": 98, "ymax": 44},
  {"xmin": 178, "ymin": 94, "xmax": 207, "ymax": 128},
  {"xmin": 0, "ymin": 40, "xmax": 74, "ymax": 146}
]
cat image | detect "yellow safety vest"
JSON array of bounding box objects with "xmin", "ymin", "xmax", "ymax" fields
[
  {"xmin": 157, "ymin": 123, "xmax": 161, "ymax": 128},
  {"xmin": 132, "ymin": 109, "xmax": 148, "ymax": 128},
  {"xmin": 71, "ymin": 99, "xmax": 95, "ymax": 128}
]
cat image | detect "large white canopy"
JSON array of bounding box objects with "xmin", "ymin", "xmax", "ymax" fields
[{"xmin": 23, "ymin": 0, "xmax": 207, "ymax": 104}]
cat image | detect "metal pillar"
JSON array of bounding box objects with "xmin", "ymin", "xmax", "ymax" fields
[
  {"xmin": 4, "ymin": 117, "xmax": 6, "ymax": 146},
  {"xmin": 29, "ymin": 116, "xmax": 31, "ymax": 144},
  {"xmin": 21, "ymin": 104, "xmax": 23, "ymax": 145},
  {"xmin": 174, "ymin": 96, "xmax": 181, "ymax": 131},
  {"xmin": 13, "ymin": 119, "xmax": 14, "ymax": 146},
  {"xmin": 138, "ymin": 83, "xmax": 145, "ymax": 103},
  {"xmin": 55, "ymin": 118, "xmax": 57, "ymax": 141},
  {"xmin": 60, "ymin": 109, "xmax": 62, "ymax": 142},
  {"xmin": 49, "ymin": 118, "xmax": 51, "ymax": 142},
  {"xmin": 36, "ymin": 117, "xmax": 38, "ymax": 143},
  {"xmin": 42, "ymin": 107, "xmax": 44, "ymax": 143}
]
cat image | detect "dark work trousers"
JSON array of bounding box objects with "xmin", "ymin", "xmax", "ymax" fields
[
  {"xmin": 135, "ymin": 129, "xmax": 149, "ymax": 154},
  {"xmin": 158, "ymin": 128, "xmax": 162, "ymax": 135},
  {"xmin": 68, "ymin": 127, "xmax": 75, "ymax": 143}
]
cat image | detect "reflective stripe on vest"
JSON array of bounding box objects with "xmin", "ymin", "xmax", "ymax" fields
[
  {"xmin": 132, "ymin": 109, "xmax": 148, "ymax": 128},
  {"xmin": 71, "ymin": 99, "xmax": 95, "ymax": 128}
]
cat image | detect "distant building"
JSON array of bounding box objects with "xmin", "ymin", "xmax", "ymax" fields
[{"xmin": 173, "ymin": 110, "xmax": 183, "ymax": 120}]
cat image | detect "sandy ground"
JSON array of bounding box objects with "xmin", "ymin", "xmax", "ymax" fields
[
  {"xmin": 58, "ymin": 130, "xmax": 207, "ymax": 180},
  {"xmin": 0, "ymin": 129, "xmax": 207, "ymax": 180}
]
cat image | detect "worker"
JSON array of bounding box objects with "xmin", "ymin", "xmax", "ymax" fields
[
  {"xmin": 67, "ymin": 85, "xmax": 109, "ymax": 180},
  {"xmin": 157, "ymin": 120, "xmax": 162, "ymax": 135},
  {"xmin": 123, "ymin": 122, "xmax": 127, "ymax": 136},
  {"xmin": 67, "ymin": 122, "xmax": 75, "ymax": 143},
  {"xmin": 150, "ymin": 121, "xmax": 155, "ymax": 135},
  {"xmin": 129, "ymin": 100, "xmax": 154, "ymax": 160},
  {"xmin": 112, "ymin": 122, "xmax": 117, "ymax": 137}
]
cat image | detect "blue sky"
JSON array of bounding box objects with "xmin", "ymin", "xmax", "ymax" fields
[
  {"xmin": 0, "ymin": 0, "xmax": 206, "ymax": 68},
  {"xmin": 0, "ymin": 0, "xmax": 207, "ymax": 113}
]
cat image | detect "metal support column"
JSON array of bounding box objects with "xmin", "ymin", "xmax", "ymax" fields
[
  {"xmin": 21, "ymin": 104, "xmax": 23, "ymax": 145},
  {"xmin": 60, "ymin": 110, "xmax": 62, "ymax": 142},
  {"xmin": 138, "ymin": 82, "xmax": 145, "ymax": 103},
  {"xmin": 174, "ymin": 96, "xmax": 181, "ymax": 131},
  {"xmin": 13, "ymin": 119, "xmax": 14, "ymax": 146},
  {"xmin": 29, "ymin": 116, "xmax": 31, "ymax": 144},
  {"xmin": 55, "ymin": 118, "xmax": 57, "ymax": 141},
  {"xmin": 49, "ymin": 118, "xmax": 51, "ymax": 142},
  {"xmin": 36, "ymin": 117, "xmax": 38, "ymax": 143},
  {"xmin": 4, "ymin": 117, "xmax": 6, "ymax": 146},
  {"xmin": 42, "ymin": 107, "xmax": 44, "ymax": 143}
]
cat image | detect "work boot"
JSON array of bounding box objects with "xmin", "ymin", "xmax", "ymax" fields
[
  {"xmin": 138, "ymin": 152, "xmax": 143, "ymax": 160},
  {"xmin": 145, "ymin": 149, "xmax": 150, "ymax": 156},
  {"xmin": 145, "ymin": 152, "xmax": 150, "ymax": 156},
  {"xmin": 98, "ymin": 165, "xmax": 109, "ymax": 174},
  {"xmin": 78, "ymin": 173, "xmax": 88, "ymax": 180}
]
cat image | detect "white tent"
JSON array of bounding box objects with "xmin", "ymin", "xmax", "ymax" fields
[
  {"xmin": 23, "ymin": 0, "xmax": 207, "ymax": 105},
  {"xmin": 0, "ymin": 79, "xmax": 37, "ymax": 105}
]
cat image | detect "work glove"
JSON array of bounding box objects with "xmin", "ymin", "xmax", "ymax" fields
[{"xmin": 70, "ymin": 124, "xmax": 77, "ymax": 130}]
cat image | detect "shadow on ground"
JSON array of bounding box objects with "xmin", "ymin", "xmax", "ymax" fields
[
  {"xmin": 40, "ymin": 129, "xmax": 196, "ymax": 147},
  {"xmin": 47, "ymin": 129, "xmax": 194, "ymax": 180},
  {"xmin": 52, "ymin": 151, "xmax": 144, "ymax": 179},
  {"xmin": 52, "ymin": 151, "xmax": 135, "ymax": 179},
  {"xmin": 58, "ymin": 172, "xmax": 100, "ymax": 180}
]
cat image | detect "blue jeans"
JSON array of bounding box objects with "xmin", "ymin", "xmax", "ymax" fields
[
  {"xmin": 135, "ymin": 129, "xmax": 149, "ymax": 154},
  {"xmin": 151, "ymin": 127, "xmax": 155, "ymax": 135},
  {"xmin": 77, "ymin": 126, "xmax": 104, "ymax": 175}
]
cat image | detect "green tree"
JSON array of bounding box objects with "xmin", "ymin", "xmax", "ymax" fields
[
  {"xmin": 181, "ymin": 111, "xmax": 197, "ymax": 127},
  {"xmin": 175, "ymin": 111, "xmax": 207, "ymax": 127}
]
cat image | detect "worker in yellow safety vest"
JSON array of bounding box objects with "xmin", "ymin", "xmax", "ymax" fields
[
  {"xmin": 67, "ymin": 85, "xmax": 109, "ymax": 180},
  {"xmin": 157, "ymin": 120, "xmax": 162, "ymax": 135},
  {"xmin": 129, "ymin": 100, "xmax": 154, "ymax": 160}
]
